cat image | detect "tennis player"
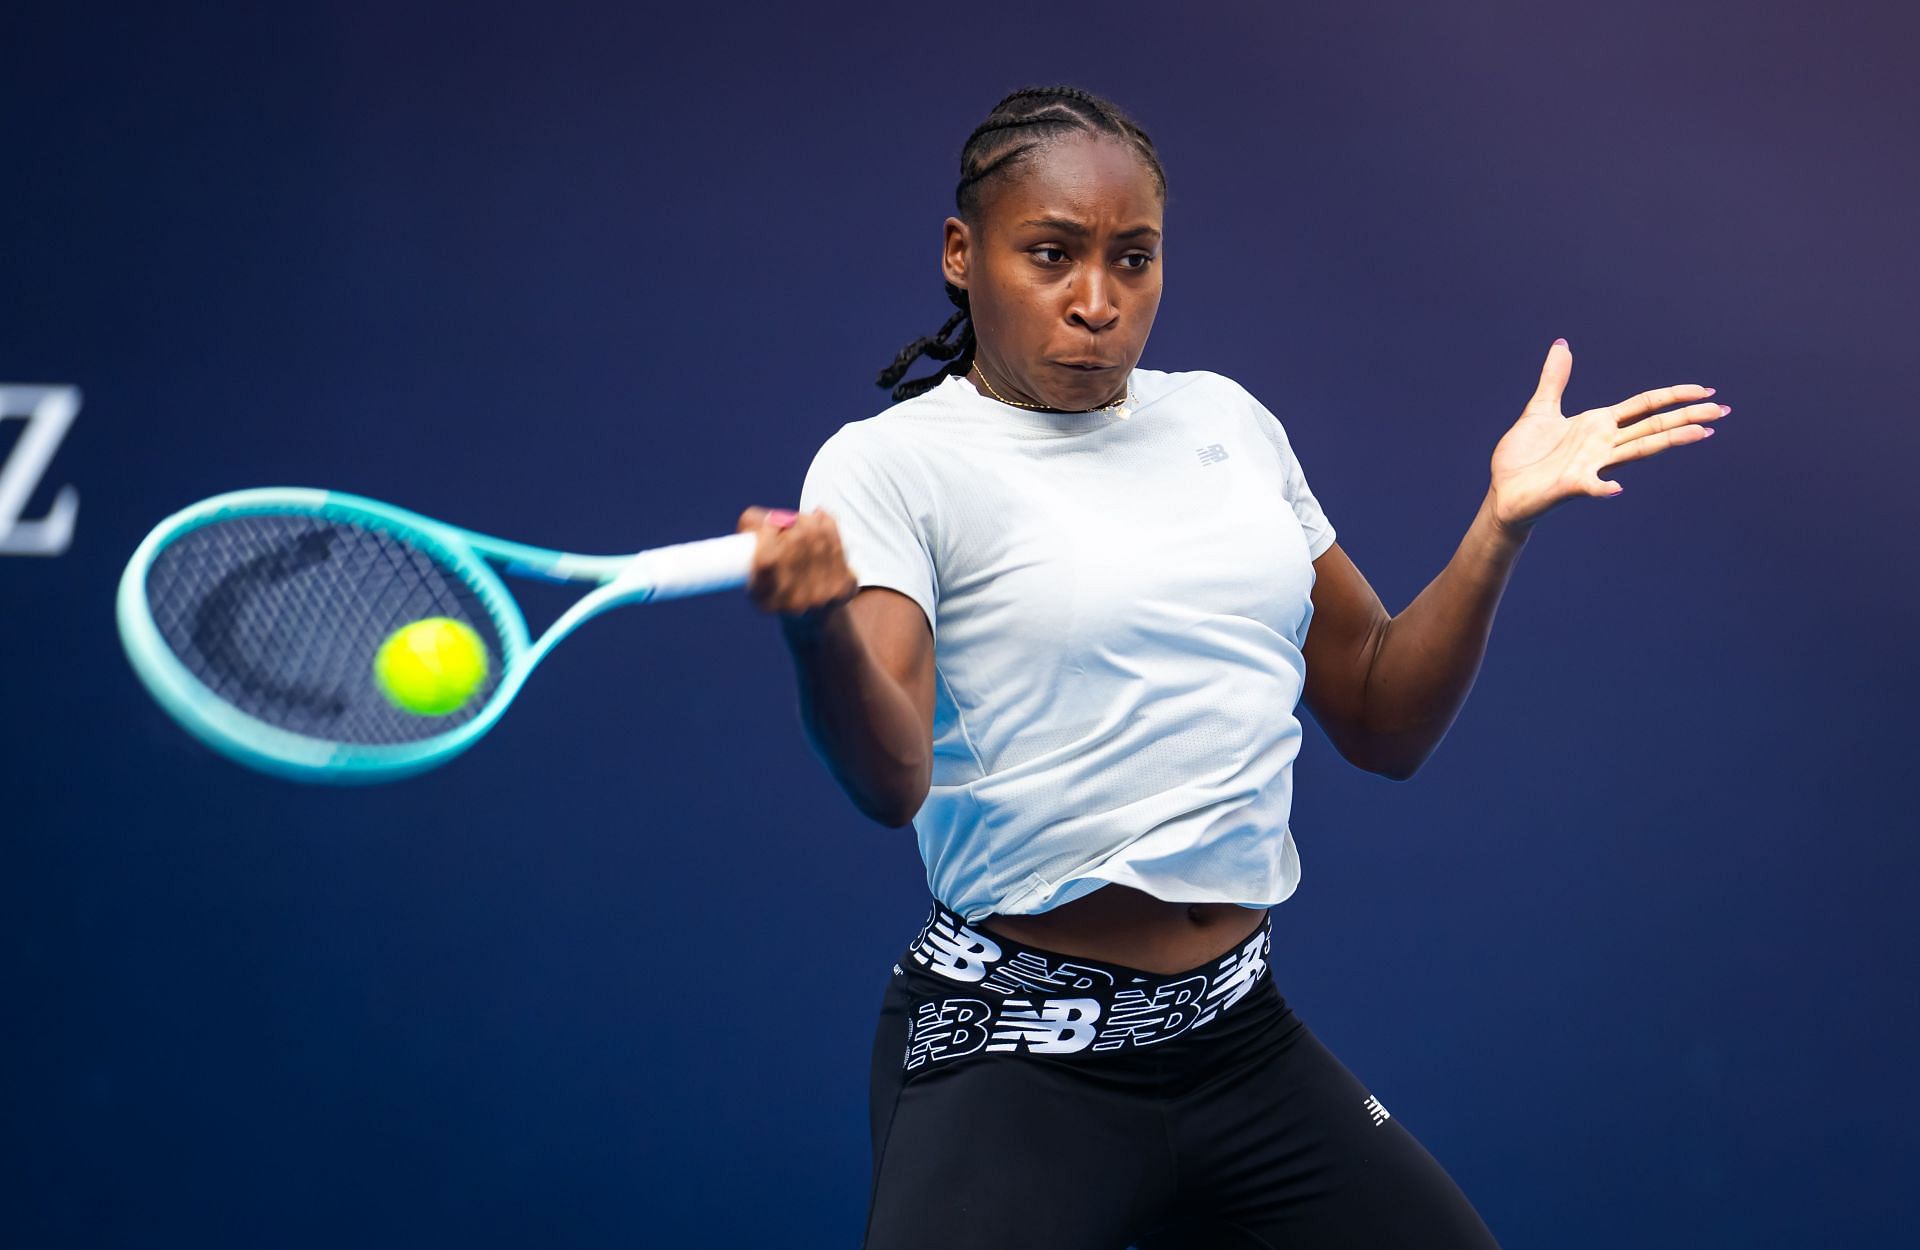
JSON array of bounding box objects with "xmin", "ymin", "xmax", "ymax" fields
[{"xmin": 738, "ymin": 85, "xmax": 1724, "ymax": 1250}]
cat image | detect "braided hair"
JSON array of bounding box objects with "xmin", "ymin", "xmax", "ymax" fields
[{"xmin": 875, "ymin": 85, "xmax": 1167, "ymax": 403}]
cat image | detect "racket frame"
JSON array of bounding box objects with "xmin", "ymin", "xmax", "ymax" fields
[{"xmin": 116, "ymin": 486, "xmax": 754, "ymax": 783}]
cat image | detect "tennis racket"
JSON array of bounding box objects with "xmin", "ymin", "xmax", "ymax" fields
[{"xmin": 116, "ymin": 486, "xmax": 757, "ymax": 783}]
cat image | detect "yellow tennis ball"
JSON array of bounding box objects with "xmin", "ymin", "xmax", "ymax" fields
[{"xmin": 373, "ymin": 616, "xmax": 490, "ymax": 716}]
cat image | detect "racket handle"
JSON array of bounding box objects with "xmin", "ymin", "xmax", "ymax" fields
[{"xmin": 613, "ymin": 530, "xmax": 757, "ymax": 602}]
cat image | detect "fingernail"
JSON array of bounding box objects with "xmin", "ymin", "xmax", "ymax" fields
[
  {"xmin": 1554, "ymin": 338, "xmax": 1568, "ymax": 347},
  {"xmin": 1703, "ymin": 387, "xmax": 1717, "ymax": 396},
  {"xmin": 767, "ymin": 509, "xmax": 798, "ymax": 529},
  {"xmin": 1716, "ymin": 404, "xmax": 1730, "ymax": 416},
  {"xmin": 1701, "ymin": 427, "xmax": 1716, "ymax": 438}
]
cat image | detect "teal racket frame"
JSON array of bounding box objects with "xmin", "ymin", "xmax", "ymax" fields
[{"xmin": 116, "ymin": 487, "xmax": 755, "ymax": 784}]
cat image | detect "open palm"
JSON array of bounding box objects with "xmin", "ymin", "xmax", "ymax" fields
[{"xmin": 1488, "ymin": 340, "xmax": 1727, "ymax": 532}]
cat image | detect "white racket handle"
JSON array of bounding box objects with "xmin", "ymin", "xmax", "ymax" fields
[{"xmin": 609, "ymin": 530, "xmax": 758, "ymax": 602}]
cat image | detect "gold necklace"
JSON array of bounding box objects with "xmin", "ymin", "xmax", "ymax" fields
[{"xmin": 970, "ymin": 361, "xmax": 1133, "ymax": 420}]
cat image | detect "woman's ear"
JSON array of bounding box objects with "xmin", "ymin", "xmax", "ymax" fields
[{"xmin": 941, "ymin": 216, "xmax": 970, "ymax": 289}]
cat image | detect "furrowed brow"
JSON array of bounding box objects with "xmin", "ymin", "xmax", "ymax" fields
[{"xmin": 1019, "ymin": 217, "xmax": 1162, "ymax": 242}]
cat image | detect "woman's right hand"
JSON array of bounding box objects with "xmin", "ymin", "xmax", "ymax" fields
[{"xmin": 736, "ymin": 506, "xmax": 860, "ymax": 619}]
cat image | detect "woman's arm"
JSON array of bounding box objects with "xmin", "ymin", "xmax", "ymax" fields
[
  {"xmin": 738, "ymin": 504, "xmax": 935, "ymax": 827},
  {"xmin": 1300, "ymin": 491, "xmax": 1528, "ymax": 781},
  {"xmin": 1299, "ymin": 339, "xmax": 1723, "ymax": 780},
  {"xmin": 781, "ymin": 588, "xmax": 935, "ymax": 827}
]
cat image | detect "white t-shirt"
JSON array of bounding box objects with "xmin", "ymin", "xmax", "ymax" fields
[{"xmin": 797, "ymin": 367, "xmax": 1337, "ymax": 924}]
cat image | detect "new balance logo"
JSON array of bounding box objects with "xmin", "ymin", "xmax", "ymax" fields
[
  {"xmin": 0, "ymin": 385, "xmax": 81, "ymax": 556},
  {"xmin": 987, "ymin": 997, "xmax": 1101, "ymax": 1054},
  {"xmin": 1095, "ymin": 974, "xmax": 1208, "ymax": 1050},
  {"xmin": 1191, "ymin": 927, "xmax": 1271, "ymax": 1029},
  {"xmin": 1196, "ymin": 443, "xmax": 1229, "ymax": 466},
  {"xmin": 1364, "ymin": 1094, "xmax": 1391, "ymax": 1126},
  {"xmin": 909, "ymin": 912, "xmax": 1003, "ymax": 984},
  {"xmin": 904, "ymin": 998, "xmax": 992, "ymax": 1069}
]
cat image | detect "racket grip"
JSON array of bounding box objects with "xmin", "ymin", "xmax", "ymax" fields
[{"xmin": 615, "ymin": 531, "xmax": 758, "ymax": 602}]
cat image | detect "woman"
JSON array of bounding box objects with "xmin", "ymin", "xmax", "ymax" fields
[{"xmin": 737, "ymin": 86, "xmax": 1725, "ymax": 1250}]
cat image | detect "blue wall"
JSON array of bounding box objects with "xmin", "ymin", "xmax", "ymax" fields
[{"xmin": 4, "ymin": 2, "xmax": 1915, "ymax": 1245}]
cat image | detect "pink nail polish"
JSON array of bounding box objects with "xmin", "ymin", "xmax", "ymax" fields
[
  {"xmin": 1701, "ymin": 428, "xmax": 1716, "ymax": 438},
  {"xmin": 1717, "ymin": 404, "xmax": 1731, "ymax": 416},
  {"xmin": 768, "ymin": 509, "xmax": 798, "ymax": 529},
  {"xmin": 1703, "ymin": 387, "xmax": 1717, "ymax": 396}
]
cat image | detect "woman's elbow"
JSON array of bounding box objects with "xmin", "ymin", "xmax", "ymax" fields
[
  {"xmin": 862, "ymin": 785, "xmax": 927, "ymax": 829},
  {"xmin": 852, "ymin": 761, "xmax": 930, "ymax": 828},
  {"xmin": 1334, "ymin": 729, "xmax": 1426, "ymax": 782}
]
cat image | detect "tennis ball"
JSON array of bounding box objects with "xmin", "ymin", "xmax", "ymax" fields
[{"xmin": 373, "ymin": 616, "xmax": 490, "ymax": 716}]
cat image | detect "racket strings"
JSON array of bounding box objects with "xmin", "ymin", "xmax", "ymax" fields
[{"xmin": 145, "ymin": 513, "xmax": 508, "ymax": 745}]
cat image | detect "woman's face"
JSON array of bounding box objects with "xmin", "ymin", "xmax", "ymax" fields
[{"xmin": 943, "ymin": 134, "xmax": 1164, "ymax": 411}]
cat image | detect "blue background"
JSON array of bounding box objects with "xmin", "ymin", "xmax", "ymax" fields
[{"xmin": 4, "ymin": 1, "xmax": 1915, "ymax": 1245}]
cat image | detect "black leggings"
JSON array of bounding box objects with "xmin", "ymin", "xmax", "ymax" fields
[{"xmin": 863, "ymin": 900, "xmax": 1502, "ymax": 1250}]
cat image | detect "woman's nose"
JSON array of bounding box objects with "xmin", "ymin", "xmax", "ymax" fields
[{"xmin": 1067, "ymin": 267, "xmax": 1119, "ymax": 330}]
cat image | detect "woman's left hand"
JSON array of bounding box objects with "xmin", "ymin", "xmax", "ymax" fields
[{"xmin": 1487, "ymin": 339, "xmax": 1727, "ymax": 534}]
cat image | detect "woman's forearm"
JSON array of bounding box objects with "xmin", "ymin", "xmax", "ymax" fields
[
  {"xmin": 781, "ymin": 603, "xmax": 931, "ymax": 827},
  {"xmin": 1361, "ymin": 486, "xmax": 1531, "ymax": 779}
]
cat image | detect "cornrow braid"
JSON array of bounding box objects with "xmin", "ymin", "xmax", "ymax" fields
[
  {"xmin": 875, "ymin": 85, "xmax": 1167, "ymax": 403},
  {"xmin": 874, "ymin": 283, "xmax": 971, "ymax": 394}
]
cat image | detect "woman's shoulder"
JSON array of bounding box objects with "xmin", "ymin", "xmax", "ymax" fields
[
  {"xmin": 1134, "ymin": 366, "xmax": 1263, "ymax": 409},
  {"xmin": 833, "ymin": 375, "xmax": 975, "ymax": 441},
  {"xmin": 803, "ymin": 379, "xmax": 968, "ymax": 483}
]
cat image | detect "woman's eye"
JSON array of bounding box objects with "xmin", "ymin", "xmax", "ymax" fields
[{"xmin": 1030, "ymin": 246, "xmax": 1155, "ymax": 268}]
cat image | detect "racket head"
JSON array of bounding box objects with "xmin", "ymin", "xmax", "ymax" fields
[{"xmin": 117, "ymin": 487, "xmax": 534, "ymax": 783}]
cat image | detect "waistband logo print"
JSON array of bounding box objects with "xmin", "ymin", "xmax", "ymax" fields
[
  {"xmin": 1094, "ymin": 974, "xmax": 1209, "ymax": 1051},
  {"xmin": 901, "ymin": 903, "xmax": 1275, "ymax": 1070},
  {"xmin": 987, "ymin": 998, "xmax": 1102, "ymax": 1055},
  {"xmin": 909, "ymin": 911, "xmax": 1004, "ymax": 984},
  {"xmin": 905, "ymin": 998, "xmax": 992, "ymax": 1070},
  {"xmin": 1189, "ymin": 928, "xmax": 1272, "ymax": 1029},
  {"xmin": 981, "ymin": 950, "xmax": 1116, "ymax": 996}
]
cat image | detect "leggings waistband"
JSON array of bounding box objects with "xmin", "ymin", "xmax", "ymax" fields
[{"xmin": 898, "ymin": 898, "xmax": 1274, "ymax": 1068}]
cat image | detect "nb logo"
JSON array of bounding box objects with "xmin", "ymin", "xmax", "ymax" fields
[
  {"xmin": 1192, "ymin": 927, "xmax": 1270, "ymax": 1028},
  {"xmin": 909, "ymin": 913, "xmax": 1004, "ymax": 984},
  {"xmin": 987, "ymin": 997, "xmax": 1101, "ymax": 1054},
  {"xmin": 1196, "ymin": 443, "xmax": 1230, "ymax": 466},
  {"xmin": 905, "ymin": 998, "xmax": 993, "ymax": 1069},
  {"xmin": 0, "ymin": 385, "xmax": 82, "ymax": 557},
  {"xmin": 1364, "ymin": 1094, "xmax": 1391, "ymax": 1126}
]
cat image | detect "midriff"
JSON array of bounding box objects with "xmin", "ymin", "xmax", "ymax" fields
[{"xmin": 978, "ymin": 881, "xmax": 1269, "ymax": 976}]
